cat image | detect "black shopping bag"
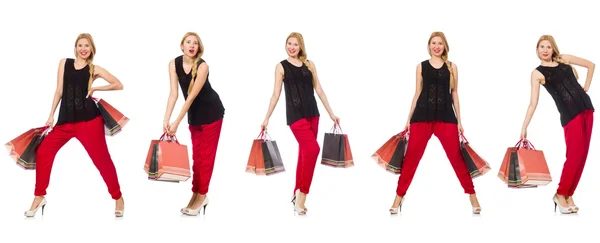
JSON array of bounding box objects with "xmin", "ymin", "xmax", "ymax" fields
[
  {"xmin": 262, "ymin": 140, "xmax": 285, "ymax": 175},
  {"xmin": 388, "ymin": 135, "xmax": 408, "ymax": 174},
  {"xmin": 321, "ymin": 132, "xmax": 346, "ymax": 167}
]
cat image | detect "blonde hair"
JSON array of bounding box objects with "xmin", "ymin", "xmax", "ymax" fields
[
  {"xmin": 536, "ymin": 35, "xmax": 579, "ymax": 79},
  {"xmin": 427, "ymin": 32, "xmax": 454, "ymax": 90},
  {"xmin": 74, "ymin": 33, "xmax": 96, "ymax": 91},
  {"xmin": 286, "ymin": 32, "xmax": 316, "ymax": 86},
  {"xmin": 180, "ymin": 32, "xmax": 205, "ymax": 94}
]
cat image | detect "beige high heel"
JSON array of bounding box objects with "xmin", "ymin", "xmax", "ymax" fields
[
  {"xmin": 183, "ymin": 197, "xmax": 209, "ymax": 216},
  {"xmin": 293, "ymin": 189, "xmax": 307, "ymax": 215},
  {"xmin": 24, "ymin": 198, "xmax": 47, "ymax": 217},
  {"xmin": 389, "ymin": 197, "xmax": 404, "ymax": 214},
  {"xmin": 553, "ymin": 195, "xmax": 572, "ymax": 214}
]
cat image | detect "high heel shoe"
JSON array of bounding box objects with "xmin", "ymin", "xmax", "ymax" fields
[
  {"xmin": 389, "ymin": 197, "xmax": 404, "ymax": 214},
  {"xmin": 472, "ymin": 207, "xmax": 481, "ymax": 214},
  {"xmin": 24, "ymin": 198, "xmax": 47, "ymax": 217},
  {"xmin": 293, "ymin": 189, "xmax": 307, "ymax": 215},
  {"xmin": 553, "ymin": 195, "xmax": 572, "ymax": 214},
  {"xmin": 183, "ymin": 197, "xmax": 209, "ymax": 216},
  {"xmin": 115, "ymin": 209, "xmax": 124, "ymax": 217}
]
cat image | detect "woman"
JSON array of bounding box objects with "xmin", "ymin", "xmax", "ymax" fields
[
  {"xmin": 389, "ymin": 32, "xmax": 482, "ymax": 214},
  {"xmin": 261, "ymin": 32, "xmax": 340, "ymax": 216},
  {"xmin": 163, "ymin": 32, "xmax": 225, "ymax": 216},
  {"xmin": 520, "ymin": 35, "xmax": 595, "ymax": 214},
  {"xmin": 25, "ymin": 33, "xmax": 125, "ymax": 217}
]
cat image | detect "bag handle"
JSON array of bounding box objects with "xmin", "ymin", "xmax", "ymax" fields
[
  {"xmin": 159, "ymin": 132, "xmax": 179, "ymax": 144},
  {"xmin": 257, "ymin": 130, "xmax": 272, "ymax": 141},
  {"xmin": 521, "ymin": 139, "xmax": 535, "ymax": 150},
  {"xmin": 459, "ymin": 133, "xmax": 469, "ymax": 144},
  {"xmin": 398, "ymin": 129, "xmax": 409, "ymax": 139},
  {"xmin": 329, "ymin": 123, "xmax": 343, "ymax": 134},
  {"xmin": 39, "ymin": 126, "xmax": 52, "ymax": 136},
  {"xmin": 513, "ymin": 139, "xmax": 535, "ymax": 150}
]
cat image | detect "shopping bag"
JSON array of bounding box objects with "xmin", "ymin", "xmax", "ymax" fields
[
  {"xmin": 514, "ymin": 140, "xmax": 552, "ymax": 186},
  {"xmin": 144, "ymin": 133, "xmax": 191, "ymax": 182},
  {"xmin": 371, "ymin": 130, "xmax": 408, "ymax": 174},
  {"xmin": 5, "ymin": 126, "xmax": 50, "ymax": 170},
  {"xmin": 92, "ymin": 97, "xmax": 130, "ymax": 136},
  {"xmin": 321, "ymin": 124, "xmax": 354, "ymax": 168},
  {"xmin": 459, "ymin": 134, "xmax": 491, "ymax": 179},
  {"xmin": 498, "ymin": 140, "xmax": 551, "ymax": 188},
  {"xmin": 246, "ymin": 131, "xmax": 285, "ymax": 176}
]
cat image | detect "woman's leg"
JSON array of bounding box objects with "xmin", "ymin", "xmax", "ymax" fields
[
  {"xmin": 30, "ymin": 124, "xmax": 74, "ymax": 211},
  {"xmin": 188, "ymin": 118, "xmax": 223, "ymax": 210},
  {"xmin": 76, "ymin": 116, "xmax": 122, "ymax": 201}
]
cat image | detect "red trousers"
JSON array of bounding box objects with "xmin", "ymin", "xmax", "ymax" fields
[
  {"xmin": 396, "ymin": 121, "xmax": 475, "ymax": 196},
  {"xmin": 189, "ymin": 118, "xmax": 223, "ymax": 194},
  {"xmin": 557, "ymin": 109, "xmax": 594, "ymax": 196},
  {"xmin": 290, "ymin": 116, "xmax": 320, "ymax": 194},
  {"xmin": 35, "ymin": 115, "xmax": 122, "ymax": 200}
]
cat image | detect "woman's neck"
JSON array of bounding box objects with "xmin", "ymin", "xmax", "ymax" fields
[{"xmin": 183, "ymin": 55, "xmax": 196, "ymax": 64}]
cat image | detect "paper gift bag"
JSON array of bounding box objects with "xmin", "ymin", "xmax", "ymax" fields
[
  {"xmin": 498, "ymin": 140, "xmax": 550, "ymax": 188},
  {"xmin": 514, "ymin": 140, "xmax": 552, "ymax": 186},
  {"xmin": 144, "ymin": 133, "xmax": 191, "ymax": 182},
  {"xmin": 246, "ymin": 131, "xmax": 285, "ymax": 176},
  {"xmin": 459, "ymin": 134, "xmax": 491, "ymax": 179},
  {"xmin": 5, "ymin": 126, "xmax": 50, "ymax": 170},
  {"xmin": 371, "ymin": 130, "xmax": 408, "ymax": 174},
  {"xmin": 321, "ymin": 124, "xmax": 354, "ymax": 168},
  {"xmin": 92, "ymin": 97, "xmax": 130, "ymax": 136}
]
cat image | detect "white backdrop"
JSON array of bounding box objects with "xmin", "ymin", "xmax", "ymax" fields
[{"xmin": 0, "ymin": 0, "xmax": 597, "ymax": 242}]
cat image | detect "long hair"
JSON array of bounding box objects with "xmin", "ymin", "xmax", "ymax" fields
[
  {"xmin": 427, "ymin": 32, "xmax": 454, "ymax": 90},
  {"xmin": 74, "ymin": 33, "xmax": 96, "ymax": 91},
  {"xmin": 536, "ymin": 35, "xmax": 579, "ymax": 79},
  {"xmin": 180, "ymin": 32, "xmax": 205, "ymax": 94},
  {"xmin": 286, "ymin": 32, "xmax": 316, "ymax": 86}
]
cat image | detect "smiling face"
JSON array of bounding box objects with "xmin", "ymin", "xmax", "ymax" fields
[
  {"xmin": 286, "ymin": 37, "xmax": 300, "ymax": 57},
  {"xmin": 428, "ymin": 36, "xmax": 445, "ymax": 57},
  {"xmin": 75, "ymin": 37, "xmax": 93, "ymax": 60},
  {"xmin": 537, "ymin": 40, "xmax": 554, "ymax": 62},
  {"xmin": 181, "ymin": 35, "xmax": 200, "ymax": 58}
]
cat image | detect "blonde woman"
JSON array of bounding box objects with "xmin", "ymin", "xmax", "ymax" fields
[
  {"xmin": 163, "ymin": 32, "xmax": 225, "ymax": 216},
  {"xmin": 520, "ymin": 35, "xmax": 595, "ymax": 214},
  {"xmin": 261, "ymin": 32, "xmax": 340, "ymax": 215},
  {"xmin": 26, "ymin": 33, "xmax": 125, "ymax": 217},
  {"xmin": 390, "ymin": 32, "xmax": 481, "ymax": 214}
]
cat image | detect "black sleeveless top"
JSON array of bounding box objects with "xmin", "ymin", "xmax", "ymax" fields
[
  {"xmin": 410, "ymin": 60, "xmax": 458, "ymax": 124},
  {"xmin": 280, "ymin": 59, "xmax": 320, "ymax": 125},
  {"xmin": 536, "ymin": 63, "xmax": 594, "ymax": 127},
  {"xmin": 174, "ymin": 56, "xmax": 225, "ymax": 126},
  {"xmin": 56, "ymin": 58, "xmax": 101, "ymax": 126}
]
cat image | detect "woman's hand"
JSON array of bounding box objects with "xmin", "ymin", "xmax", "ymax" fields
[
  {"xmin": 163, "ymin": 120, "xmax": 170, "ymax": 133},
  {"xmin": 86, "ymin": 87, "xmax": 96, "ymax": 98},
  {"xmin": 330, "ymin": 114, "xmax": 340, "ymax": 125},
  {"xmin": 520, "ymin": 128, "xmax": 527, "ymax": 140},
  {"xmin": 46, "ymin": 116, "xmax": 54, "ymax": 128},
  {"xmin": 168, "ymin": 120, "xmax": 180, "ymax": 136}
]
